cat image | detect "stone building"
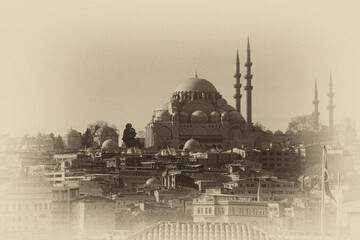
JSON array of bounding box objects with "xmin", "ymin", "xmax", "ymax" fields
[
  {"xmin": 128, "ymin": 221, "xmax": 281, "ymax": 240},
  {"xmin": 64, "ymin": 129, "xmax": 82, "ymax": 151},
  {"xmin": 70, "ymin": 196, "xmax": 115, "ymax": 239},
  {"xmin": 145, "ymin": 45, "xmax": 257, "ymax": 151},
  {"xmin": 145, "ymin": 75, "xmax": 248, "ymax": 151},
  {"xmin": 0, "ymin": 179, "xmax": 53, "ymax": 235},
  {"xmin": 192, "ymin": 192, "xmax": 279, "ymax": 225}
]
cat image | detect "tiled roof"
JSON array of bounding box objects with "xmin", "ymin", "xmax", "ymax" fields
[{"xmin": 128, "ymin": 221, "xmax": 281, "ymax": 240}]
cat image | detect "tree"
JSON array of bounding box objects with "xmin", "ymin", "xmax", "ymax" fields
[
  {"xmin": 288, "ymin": 114, "xmax": 318, "ymax": 133},
  {"xmin": 54, "ymin": 135, "xmax": 65, "ymax": 152},
  {"xmin": 88, "ymin": 120, "xmax": 118, "ymax": 136},
  {"xmin": 254, "ymin": 122, "xmax": 267, "ymax": 131},
  {"xmin": 81, "ymin": 128, "xmax": 93, "ymax": 149},
  {"xmin": 287, "ymin": 114, "xmax": 328, "ymax": 144},
  {"xmin": 122, "ymin": 123, "xmax": 137, "ymax": 148}
]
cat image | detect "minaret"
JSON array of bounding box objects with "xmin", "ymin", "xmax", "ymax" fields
[
  {"xmin": 244, "ymin": 37, "xmax": 253, "ymax": 129},
  {"xmin": 327, "ymin": 72, "xmax": 335, "ymax": 141},
  {"xmin": 313, "ymin": 79, "xmax": 320, "ymax": 131},
  {"xmin": 233, "ymin": 50, "xmax": 242, "ymax": 113}
]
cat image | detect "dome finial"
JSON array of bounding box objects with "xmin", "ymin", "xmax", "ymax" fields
[{"xmin": 195, "ymin": 69, "xmax": 198, "ymax": 78}]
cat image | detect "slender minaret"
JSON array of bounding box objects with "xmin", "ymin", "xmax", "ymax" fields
[
  {"xmin": 244, "ymin": 37, "xmax": 253, "ymax": 129},
  {"xmin": 313, "ymin": 79, "xmax": 320, "ymax": 131},
  {"xmin": 233, "ymin": 50, "xmax": 242, "ymax": 113},
  {"xmin": 327, "ymin": 72, "xmax": 335, "ymax": 142}
]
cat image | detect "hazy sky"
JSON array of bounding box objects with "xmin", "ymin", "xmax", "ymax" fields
[{"xmin": 1, "ymin": 0, "xmax": 360, "ymax": 137}]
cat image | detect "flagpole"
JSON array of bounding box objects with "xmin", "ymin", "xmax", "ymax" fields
[
  {"xmin": 336, "ymin": 171, "xmax": 341, "ymax": 240},
  {"xmin": 320, "ymin": 145, "xmax": 326, "ymax": 240}
]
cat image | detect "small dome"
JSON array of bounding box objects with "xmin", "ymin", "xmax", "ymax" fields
[
  {"xmin": 216, "ymin": 98, "xmax": 228, "ymax": 108},
  {"xmin": 101, "ymin": 139, "xmax": 118, "ymax": 150},
  {"xmin": 180, "ymin": 111, "xmax": 189, "ymax": 122},
  {"xmin": 86, "ymin": 148, "xmax": 95, "ymax": 154},
  {"xmin": 146, "ymin": 178, "xmax": 161, "ymax": 186},
  {"xmin": 183, "ymin": 138, "xmax": 202, "ymax": 153},
  {"xmin": 266, "ymin": 130, "xmax": 273, "ymax": 135},
  {"xmin": 190, "ymin": 110, "xmax": 208, "ymax": 123},
  {"xmin": 125, "ymin": 147, "xmax": 141, "ymax": 155},
  {"xmin": 228, "ymin": 111, "xmax": 245, "ymax": 124},
  {"xmin": 274, "ymin": 130, "xmax": 284, "ymax": 136},
  {"xmin": 175, "ymin": 77, "xmax": 217, "ymax": 93},
  {"xmin": 155, "ymin": 110, "xmax": 172, "ymax": 121},
  {"xmin": 209, "ymin": 111, "xmax": 221, "ymax": 123}
]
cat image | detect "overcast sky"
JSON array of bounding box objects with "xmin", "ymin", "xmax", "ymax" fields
[{"xmin": 1, "ymin": 0, "xmax": 360, "ymax": 137}]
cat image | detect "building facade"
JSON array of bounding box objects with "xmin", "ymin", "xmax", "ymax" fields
[{"xmin": 192, "ymin": 193, "xmax": 278, "ymax": 225}]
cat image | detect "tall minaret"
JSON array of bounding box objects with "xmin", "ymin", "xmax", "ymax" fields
[
  {"xmin": 244, "ymin": 37, "xmax": 253, "ymax": 129},
  {"xmin": 313, "ymin": 79, "xmax": 320, "ymax": 131},
  {"xmin": 233, "ymin": 50, "xmax": 242, "ymax": 113},
  {"xmin": 327, "ymin": 72, "xmax": 335, "ymax": 142}
]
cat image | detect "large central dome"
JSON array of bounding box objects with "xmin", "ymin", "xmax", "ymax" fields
[{"xmin": 175, "ymin": 77, "xmax": 217, "ymax": 93}]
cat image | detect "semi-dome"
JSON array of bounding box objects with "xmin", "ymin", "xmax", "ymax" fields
[
  {"xmin": 183, "ymin": 138, "xmax": 201, "ymax": 153},
  {"xmin": 180, "ymin": 111, "xmax": 189, "ymax": 122},
  {"xmin": 154, "ymin": 110, "xmax": 172, "ymax": 121},
  {"xmin": 175, "ymin": 77, "xmax": 217, "ymax": 93},
  {"xmin": 190, "ymin": 110, "xmax": 208, "ymax": 123},
  {"xmin": 228, "ymin": 111, "xmax": 245, "ymax": 124},
  {"xmin": 216, "ymin": 98, "xmax": 228, "ymax": 108},
  {"xmin": 101, "ymin": 139, "xmax": 118, "ymax": 150},
  {"xmin": 209, "ymin": 111, "xmax": 221, "ymax": 123}
]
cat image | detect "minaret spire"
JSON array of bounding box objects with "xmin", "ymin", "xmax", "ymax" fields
[
  {"xmin": 328, "ymin": 71, "xmax": 335, "ymax": 142},
  {"xmin": 313, "ymin": 79, "xmax": 320, "ymax": 131},
  {"xmin": 244, "ymin": 37, "xmax": 253, "ymax": 130},
  {"xmin": 234, "ymin": 49, "xmax": 242, "ymax": 113}
]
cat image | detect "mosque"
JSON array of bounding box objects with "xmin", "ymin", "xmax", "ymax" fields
[{"xmin": 145, "ymin": 40, "xmax": 255, "ymax": 151}]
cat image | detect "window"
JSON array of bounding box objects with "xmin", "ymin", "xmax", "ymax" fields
[
  {"xmin": 209, "ymin": 208, "xmax": 212, "ymax": 214},
  {"xmin": 39, "ymin": 203, "xmax": 42, "ymax": 210}
]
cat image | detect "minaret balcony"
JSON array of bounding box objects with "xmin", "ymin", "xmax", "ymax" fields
[
  {"xmin": 245, "ymin": 62, "xmax": 253, "ymax": 67},
  {"xmin": 312, "ymin": 100, "xmax": 319, "ymax": 104},
  {"xmin": 244, "ymin": 74, "xmax": 253, "ymax": 80},
  {"xmin": 234, "ymin": 73, "xmax": 241, "ymax": 78},
  {"xmin": 244, "ymin": 85, "xmax": 253, "ymax": 91},
  {"xmin": 233, "ymin": 93, "xmax": 242, "ymax": 98},
  {"xmin": 327, "ymin": 105, "xmax": 335, "ymax": 110},
  {"xmin": 233, "ymin": 83, "xmax": 242, "ymax": 88}
]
